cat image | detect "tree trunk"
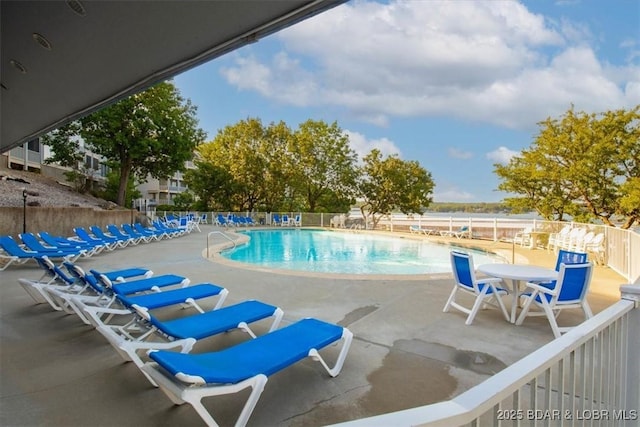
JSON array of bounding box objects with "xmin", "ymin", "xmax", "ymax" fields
[{"xmin": 116, "ymin": 163, "xmax": 131, "ymax": 207}]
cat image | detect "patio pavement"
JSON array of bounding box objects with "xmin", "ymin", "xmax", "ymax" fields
[{"xmin": 0, "ymin": 225, "xmax": 627, "ymax": 426}]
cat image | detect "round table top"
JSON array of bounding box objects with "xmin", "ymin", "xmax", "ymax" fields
[{"xmin": 477, "ymin": 263, "xmax": 557, "ymax": 281}]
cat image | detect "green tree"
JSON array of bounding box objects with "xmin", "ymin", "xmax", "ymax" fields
[
  {"xmin": 288, "ymin": 120, "xmax": 358, "ymax": 212},
  {"xmin": 97, "ymin": 171, "xmax": 141, "ymax": 207},
  {"xmin": 198, "ymin": 118, "xmax": 275, "ymax": 212},
  {"xmin": 41, "ymin": 121, "xmax": 93, "ymax": 192},
  {"xmin": 172, "ymin": 191, "xmax": 194, "ymax": 211},
  {"xmin": 495, "ymin": 106, "xmax": 640, "ymax": 228},
  {"xmin": 358, "ymin": 149, "xmax": 435, "ymax": 228},
  {"xmin": 183, "ymin": 160, "xmax": 236, "ymax": 210},
  {"xmin": 80, "ymin": 81, "xmax": 205, "ymax": 206}
]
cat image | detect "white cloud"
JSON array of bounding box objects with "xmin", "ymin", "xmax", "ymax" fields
[
  {"xmin": 448, "ymin": 148, "xmax": 474, "ymax": 160},
  {"xmin": 221, "ymin": 0, "xmax": 640, "ymax": 130},
  {"xmin": 344, "ymin": 130, "xmax": 401, "ymax": 161},
  {"xmin": 487, "ymin": 146, "xmax": 519, "ymax": 164}
]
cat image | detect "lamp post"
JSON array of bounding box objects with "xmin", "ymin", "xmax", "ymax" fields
[{"xmin": 22, "ymin": 188, "xmax": 27, "ymax": 233}]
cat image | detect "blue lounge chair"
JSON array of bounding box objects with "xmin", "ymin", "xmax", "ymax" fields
[
  {"xmin": 152, "ymin": 220, "xmax": 183, "ymax": 238},
  {"xmin": 216, "ymin": 214, "xmax": 229, "ymax": 227},
  {"xmin": 272, "ymin": 213, "xmax": 282, "ymax": 226},
  {"xmin": 39, "ymin": 231, "xmax": 106, "ymax": 256},
  {"xmin": 440, "ymin": 225, "xmax": 471, "ymax": 239},
  {"xmin": 107, "ymin": 224, "xmax": 142, "ymax": 245},
  {"xmin": 61, "ymin": 262, "xmax": 226, "ymax": 326},
  {"xmin": 17, "ymin": 257, "xmax": 155, "ymax": 321},
  {"xmin": 90, "ymin": 225, "xmax": 130, "ymax": 248},
  {"xmin": 133, "ymin": 222, "xmax": 165, "ymax": 241},
  {"xmin": 73, "ymin": 227, "xmax": 119, "ymax": 251},
  {"xmin": 90, "ymin": 299, "xmax": 283, "ymax": 384},
  {"xmin": 20, "ymin": 232, "xmax": 90, "ymax": 260},
  {"xmin": 121, "ymin": 223, "xmax": 154, "ymax": 243},
  {"xmin": 142, "ymin": 317, "xmax": 353, "ymax": 427},
  {"xmin": 17, "ymin": 256, "xmax": 81, "ymax": 310},
  {"xmin": 95, "ymin": 271, "xmax": 190, "ymax": 295},
  {"xmin": 0, "ymin": 235, "xmax": 81, "ymax": 269}
]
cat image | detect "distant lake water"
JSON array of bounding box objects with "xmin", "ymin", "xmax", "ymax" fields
[{"xmin": 349, "ymin": 209, "xmax": 542, "ymax": 221}]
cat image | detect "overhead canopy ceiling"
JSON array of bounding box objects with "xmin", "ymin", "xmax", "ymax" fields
[{"xmin": 1, "ymin": 0, "xmax": 346, "ymax": 152}]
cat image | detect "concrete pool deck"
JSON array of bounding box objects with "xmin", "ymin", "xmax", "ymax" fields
[{"xmin": 0, "ymin": 225, "xmax": 627, "ymax": 426}]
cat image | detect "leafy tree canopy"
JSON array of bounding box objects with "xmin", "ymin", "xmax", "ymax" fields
[
  {"xmin": 42, "ymin": 81, "xmax": 205, "ymax": 206},
  {"xmin": 495, "ymin": 105, "xmax": 640, "ymax": 228},
  {"xmin": 358, "ymin": 149, "xmax": 435, "ymax": 228}
]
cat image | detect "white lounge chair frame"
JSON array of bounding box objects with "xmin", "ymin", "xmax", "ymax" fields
[{"xmin": 141, "ymin": 321, "xmax": 353, "ymax": 427}]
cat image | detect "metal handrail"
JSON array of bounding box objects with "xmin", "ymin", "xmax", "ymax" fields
[{"xmin": 206, "ymin": 231, "xmax": 236, "ymax": 258}]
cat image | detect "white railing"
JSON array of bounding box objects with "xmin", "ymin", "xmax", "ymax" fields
[{"xmin": 333, "ymin": 285, "xmax": 640, "ymax": 427}]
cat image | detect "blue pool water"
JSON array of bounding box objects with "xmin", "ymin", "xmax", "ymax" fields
[{"xmin": 222, "ymin": 229, "xmax": 501, "ymax": 275}]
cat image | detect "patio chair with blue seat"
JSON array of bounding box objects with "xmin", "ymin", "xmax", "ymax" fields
[
  {"xmin": 141, "ymin": 317, "xmax": 353, "ymax": 427},
  {"xmin": 444, "ymin": 250, "xmax": 510, "ymax": 325},
  {"xmin": 515, "ymin": 262, "xmax": 594, "ymax": 338},
  {"xmin": 534, "ymin": 250, "xmax": 588, "ymax": 291},
  {"xmin": 272, "ymin": 213, "xmax": 282, "ymax": 226}
]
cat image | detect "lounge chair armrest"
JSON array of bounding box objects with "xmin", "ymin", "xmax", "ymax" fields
[{"xmin": 523, "ymin": 281, "xmax": 557, "ymax": 296}]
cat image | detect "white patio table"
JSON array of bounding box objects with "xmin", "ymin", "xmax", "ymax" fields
[{"xmin": 476, "ymin": 264, "xmax": 558, "ymax": 324}]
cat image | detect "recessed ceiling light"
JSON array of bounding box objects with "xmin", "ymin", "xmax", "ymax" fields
[
  {"xmin": 66, "ymin": 0, "xmax": 86, "ymax": 16},
  {"xmin": 32, "ymin": 33, "xmax": 52, "ymax": 50},
  {"xmin": 10, "ymin": 60, "xmax": 27, "ymax": 74}
]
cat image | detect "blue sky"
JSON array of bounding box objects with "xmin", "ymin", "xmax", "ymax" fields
[{"xmin": 173, "ymin": 0, "xmax": 639, "ymax": 203}]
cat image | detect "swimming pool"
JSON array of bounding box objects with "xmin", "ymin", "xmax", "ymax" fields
[{"xmin": 221, "ymin": 229, "xmax": 502, "ymax": 275}]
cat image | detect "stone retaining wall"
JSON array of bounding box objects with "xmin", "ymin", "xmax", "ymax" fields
[{"xmin": 0, "ymin": 207, "xmax": 135, "ymax": 239}]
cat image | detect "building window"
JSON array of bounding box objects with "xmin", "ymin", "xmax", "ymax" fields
[{"xmin": 27, "ymin": 138, "xmax": 40, "ymax": 152}]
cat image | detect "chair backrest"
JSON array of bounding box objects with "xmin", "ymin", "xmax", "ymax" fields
[
  {"xmin": 450, "ymin": 250, "xmax": 477, "ymax": 291},
  {"xmin": 555, "ymin": 262, "xmax": 593, "ymax": 304},
  {"xmin": 20, "ymin": 233, "xmax": 48, "ymax": 251},
  {"xmin": 554, "ymin": 250, "xmax": 588, "ymax": 271},
  {"xmin": 36, "ymin": 256, "xmax": 75, "ymax": 285},
  {"xmin": 62, "ymin": 261, "xmax": 104, "ymax": 293},
  {"xmin": 0, "ymin": 235, "xmax": 33, "ymax": 256}
]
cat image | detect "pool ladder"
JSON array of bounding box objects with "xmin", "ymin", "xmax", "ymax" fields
[{"xmin": 206, "ymin": 231, "xmax": 236, "ymax": 258}]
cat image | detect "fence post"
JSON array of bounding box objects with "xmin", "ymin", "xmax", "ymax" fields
[{"xmin": 620, "ymin": 285, "xmax": 640, "ymax": 423}]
